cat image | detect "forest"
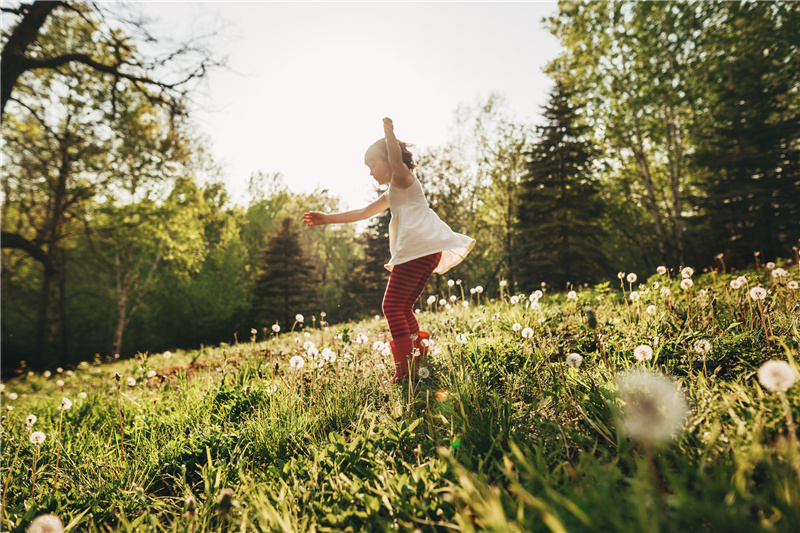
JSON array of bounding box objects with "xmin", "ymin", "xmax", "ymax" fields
[{"xmin": 2, "ymin": 1, "xmax": 799, "ymax": 372}]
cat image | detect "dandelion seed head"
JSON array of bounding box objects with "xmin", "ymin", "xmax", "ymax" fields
[
  {"xmin": 469, "ymin": 288, "xmax": 475, "ymax": 295},
  {"xmin": 289, "ymin": 355, "xmax": 305, "ymax": 369},
  {"xmin": 749, "ymin": 286, "xmax": 767, "ymax": 300},
  {"xmin": 272, "ymin": 324, "xmax": 280, "ymax": 333},
  {"xmin": 26, "ymin": 513, "xmax": 63, "ymax": 533},
  {"xmin": 418, "ymin": 367, "xmax": 430, "ymax": 379},
  {"xmin": 8, "ymin": 392, "xmax": 18, "ymax": 401},
  {"xmin": 250, "ymin": 328, "xmax": 257, "ymax": 336},
  {"xmin": 771, "ymin": 267, "xmax": 788, "ymax": 279},
  {"xmin": 681, "ymin": 267, "xmax": 694, "ymax": 278},
  {"xmin": 163, "ymin": 351, "xmax": 173, "ymax": 359},
  {"xmin": 462, "ymin": 301, "xmax": 469, "ymax": 308},
  {"xmin": 634, "ymin": 345, "xmax": 653, "ymax": 362},
  {"xmin": 427, "ymin": 295, "xmax": 437, "ymax": 305},
  {"xmin": 500, "ymin": 280, "xmax": 507, "ymax": 287},
  {"xmin": 660, "ymin": 287, "xmax": 671, "ymax": 297},
  {"xmin": 757, "ymin": 360, "xmax": 797, "ymax": 392},
  {"xmin": 567, "ymin": 291, "xmax": 577, "ymax": 299},
  {"xmin": 766, "ymin": 261, "xmax": 775, "ymax": 270},
  {"xmin": 59, "ymin": 397, "xmax": 72, "ymax": 410},
  {"xmin": 447, "ymin": 279, "xmax": 455, "ymax": 287},
  {"xmin": 147, "ymin": 370, "xmax": 157, "ymax": 379},
  {"xmin": 566, "ymin": 354, "xmax": 583, "ymax": 368},
  {"xmin": 27, "ymin": 414, "xmax": 37, "ymax": 426},
  {"xmin": 44, "ymin": 371, "xmax": 51, "ymax": 378},
  {"xmin": 303, "ymin": 341, "xmax": 315, "ymax": 351},
  {"xmin": 617, "ymin": 371, "xmax": 688, "ymax": 443},
  {"xmin": 322, "ymin": 348, "xmax": 336, "ymax": 362},
  {"xmin": 657, "ymin": 266, "xmax": 667, "ymax": 276},
  {"xmin": 510, "ymin": 296, "xmax": 519, "ymax": 304},
  {"xmin": 730, "ymin": 279, "xmax": 742, "ymax": 289},
  {"xmin": 78, "ymin": 392, "xmax": 87, "ymax": 399},
  {"xmin": 512, "ymin": 323, "xmax": 522, "ymax": 332},
  {"xmin": 475, "ymin": 286, "xmax": 483, "ymax": 294},
  {"xmin": 30, "ymin": 431, "xmax": 46, "ymax": 445},
  {"xmin": 630, "ymin": 291, "xmax": 640, "ymax": 301},
  {"xmin": 295, "ymin": 314, "xmax": 304, "ymax": 322},
  {"xmin": 789, "ymin": 281, "xmax": 799, "ymax": 290},
  {"xmin": 521, "ymin": 327, "xmax": 534, "ymax": 339},
  {"xmin": 646, "ymin": 305, "xmax": 657, "ymax": 315},
  {"xmin": 438, "ymin": 298, "xmax": 447, "ymax": 306},
  {"xmin": 680, "ymin": 278, "xmax": 693, "ymax": 290},
  {"xmin": 126, "ymin": 377, "xmax": 136, "ymax": 387},
  {"xmin": 618, "ymin": 272, "xmax": 625, "ymax": 279},
  {"xmin": 456, "ymin": 333, "xmax": 468, "ymax": 344},
  {"xmin": 627, "ymin": 273, "xmax": 637, "ymax": 283},
  {"xmin": 693, "ymin": 339, "xmax": 712, "ymax": 356}
]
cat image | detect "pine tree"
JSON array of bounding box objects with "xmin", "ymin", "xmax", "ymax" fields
[
  {"xmin": 345, "ymin": 208, "xmax": 391, "ymax": 317},
  {"xmin": 516, "ymin": 80, "xmax": 608, "ymax": 291},
  {"xmin": 251, "ymin": 217, "xmax": 318, "ymax": 328}
]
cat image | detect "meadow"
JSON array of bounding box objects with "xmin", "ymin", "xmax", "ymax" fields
[{"xmin": 1, "ymin": 262, "xmax": 799, "ymax": 533}]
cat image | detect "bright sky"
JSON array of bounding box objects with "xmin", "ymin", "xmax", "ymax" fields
[{"xmin": 137, "ymin": 1, "xmax": 561, "ymax": 209}]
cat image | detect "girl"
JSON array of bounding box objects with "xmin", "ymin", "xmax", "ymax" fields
[{"xmin": 303, "ymin": 118, "xmax": 475, "ymax": 383}]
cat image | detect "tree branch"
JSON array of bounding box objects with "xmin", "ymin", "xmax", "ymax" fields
[{"xmin": 1, "ymin": 230, "xmax": 55, "ymax": 274}]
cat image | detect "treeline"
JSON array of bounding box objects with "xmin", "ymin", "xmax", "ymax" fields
[{"xmin": 2, "ymin": 1, "xmax": 798, "ymax": 371}]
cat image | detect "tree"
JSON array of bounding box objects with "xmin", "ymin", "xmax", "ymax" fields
[
  {"xmin": 516, "ymin": 79, "xmax": 608, "ymax": 291},
  {"xmin": 251, "ymin": 217, "xmax": 319, "ymax": 329}
]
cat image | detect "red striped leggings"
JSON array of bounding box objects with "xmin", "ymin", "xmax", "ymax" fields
[{"xmin": 382, "ymin": 252, "xmax": 442, "ymax": 340}]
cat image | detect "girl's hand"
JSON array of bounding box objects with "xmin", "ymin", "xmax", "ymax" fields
[
  {"xmin": 302, "ymin": 211, "xmax": 328, "ymax": 227},
  {"xmin": 383, "ymin": 117, "xmax": 395, "ymax": 137}
]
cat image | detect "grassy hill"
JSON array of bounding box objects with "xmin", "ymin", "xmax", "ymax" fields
[{"xmin": 1, "ymin": 266, "xmax": 799, "ymax": 532}]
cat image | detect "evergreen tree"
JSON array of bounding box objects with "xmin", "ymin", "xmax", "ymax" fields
[
  {"xmin": 516, "ymin": 80, "xmax": 608, "ymax": 291},
  {"xmin": 251, "ymin": 217, "xmax": 318, "ymax": 328},
  {"xmin": 346, "ymin": 207, "xmax": 391, "ymax": 317}
]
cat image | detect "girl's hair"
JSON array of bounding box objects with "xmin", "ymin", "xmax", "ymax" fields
[{"xmin": 366, "ymin": 139, "xmax": 417, "ymax": 171}]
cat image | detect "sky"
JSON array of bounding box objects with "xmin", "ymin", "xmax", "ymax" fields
[{"xmin": 136, "ymin": 1, "xmax": 562, "ymax": 209}]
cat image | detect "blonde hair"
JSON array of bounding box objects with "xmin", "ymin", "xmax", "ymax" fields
[{"xmin": 365, "ymin": 139, "xmax": 417, "ymax": 171}]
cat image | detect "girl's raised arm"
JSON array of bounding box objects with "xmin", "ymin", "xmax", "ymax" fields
[
  {"xmin": 383, "ymin": 118, "xmax": 414, "ymax": 189},
  {"xmin": 303, "ymin": 192, "xmax": 389, "ymax": 226}
]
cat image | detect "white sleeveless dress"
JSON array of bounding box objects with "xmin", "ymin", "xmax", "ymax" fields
[{"xmin": 385, "ymin": 176, "xmax": 475, "ymax": 274}]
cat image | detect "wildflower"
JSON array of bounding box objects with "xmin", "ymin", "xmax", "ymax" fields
[
  {"xmin": 447, "ymin": 279, "xmax": 455, "ymax": 287},
  {"xmin": 693, "ymin": 339, "xmax": 712, "ymax": 357},
  {"xmin": 56, "ymin": 380, "xmax": 64, "ymax": 387},
  {"xmin": 322, "ymin": 348, "xmax": 336, "ymax": 363},
  {"xmin": 521, "ymin": 327, "xmax": 534, "ymax": 339},
  {"xmin": 78, "ymin": 392, "xmax": 87, "ymax": 399},
  {"xmin": 30, "ymin": 431, "xmax": 46, "ymax": 445},
  {"xmin": 510, "ymin": 296, "xmax": 519, "ymax": 304},
  {"xmin": 566, "ymin": 354, "xmax": 583, "ymax": 368},
  {"xmin": 730, "ymin": 279, "xmax": 742, "ymax": 290},
  {"xmin": 59, "ymin": 397, "xmax": 72, "ymax": 410},
  {"xmin": 680, "ymin": 278, "xmax": 693, "ymax": 290},
  {"xmin": 657, "ymin": 266, "xmax": 667, "ymax": 276},
  {"xmin": 427, "ymin": 295, "xmax": 437, "ymax": 305},
  {"xmin": 126, "ymin": 377, "xmax": 136, "ymax": 387},
  {"xmin": 565, "ymin": 290, "xmax": 576, "ymax": 300},
  {"xmin": 617, "ymin": 371, "xmax": 688, "ymax": 443},
  {"xmin": 272, "ymin": 324, "xmax": 280, "ymax": 333},
  {"xmin": 8, "ymin": 392, "xmax": 18, "ymax": 400},
  {"xmin": 681, "ymin": 267, "xmax": 694, "ymax": 278},
  {"xmin": 265, "ymin": 384, "xmax": 278, "ymax": 393},
  {"xmin": 771, "ymin": 267, "xmax": 788, "ymax": 279},
  {"xmin": 26, "ymin": 513, "xmax": 63, "ymax": 533},
  {"xmin": 757, "ymin": 360, "xmax": 797, "ymax": 392},
  {"xmin": 475, "ymin": 286, "xmax": 483, "ymax": 294},
  {"xmin": 789, "ymin": 281, "xmax": 799, "ymax": 290},
  {"xmin": 456, "ymin": 333, "xmax": 468, "ymax": 344},
  {"xmin": 737, "ymin": 275, "xmax": 747, "ymax": 285},
  {"xmin": 660, "ymin": 287, "xmax": 671, "ymax": 297},
  {"xmin": 307, "ymin": 347, "xmax": 319, "ymax": 358},
  {"xmin": 646, "ymin": 305, "xmax": 656, "ymax": 315},
  {"xmin": 439, "ymin": 298, "xmax": 446, "ymax": 306},
  {"xmin": 618, "ymin": 272, "xmax": 625, "ymax": 279},
  {"xmin": 749, "ymin": 286, "xmax": 767, "ymax": 300},
  {"xmin": 418, "ymin": 367, "xmax": 430, "ymax": 379},
  {"xmin": 530, "ymin": 301, "xmax": 540, "ymax": 311},
  {"xmin": 766, "ymin": 261, "xmax": 775, "ymax": 270},
  {"xmin": 533, "ymin": 290, "xmax": 543, "ymax": 300},
  {"xmin": 511, "ymin": 323, "xmax": 522, "ymax": 332},
  {"xmin": 163, "ymin": 351, "xmax": 173, "ymax": 359},
  {"xmin": 373, "ymin": 340, "xmax": 385, "ymax": 351},
  {"xmin": 462, "ymin": 301, "xmax": 469, "ymax": 308},
  {"xmin": 435, "ymin": 389, "xmax": 450, "ymax": 401},
  {"xmin": 355, "ymin": 332, "xmax": 369, "ymax": 344},
  {"xmin": 289, "ymin": 355, "xmax": 305, "ymax": 369},
  {"xmin": 630, "ymin": 291, "xmax": 640, "ymax": 301},
  {"xmin": 303, "ymin": 340, "xmax": 315, "ymax": 351},
  {"xmin": 634, "ymin": 345, "xmax": 653, "ymax": 362},
  {"xmin": 295, "ymin": 314, "xmax": 304, "ymax": 323},
  {"xmin": 500, "ymin": 280, "xmax": 507, "ymax": 287},
  {"xmin": 627, "ymin": 273, "xmax": 637, "ymax": 283}
]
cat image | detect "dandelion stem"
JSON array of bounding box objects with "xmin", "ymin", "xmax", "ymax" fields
[
  {"xmin": 1, "ymin": 442, "xmax": 20, "ymax": 524},
  {"xmin": 116, "ymin": 381, "xmax": 125, "ymax": 464},
  {"xmin": 53, "ymin": 410, "xmax": 63, "ymax": 490}
]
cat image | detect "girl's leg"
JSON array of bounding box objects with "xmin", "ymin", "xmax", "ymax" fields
[{"xmin": 382, "ymin": 252, "xmax": 441, "ymax": 339}]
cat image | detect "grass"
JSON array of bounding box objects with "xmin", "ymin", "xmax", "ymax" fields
[{"xmin": 1, "ymin": 265, "xmax": 799, "ymax": 532}]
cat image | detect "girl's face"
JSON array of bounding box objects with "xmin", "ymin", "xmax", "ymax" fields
[{"xmin": 365, "ymin": 151, "xmax": 392, "ymax": 185}]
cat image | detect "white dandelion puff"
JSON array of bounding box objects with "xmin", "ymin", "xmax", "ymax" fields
[
  {"xmin": 59, "ymin": 397, "xmax": 72, "ymax": 410},
  {"xmin": 26, "ymin": 513, "xmax": 63, "ymax": 533},
  {"xmin": 646, "ymin": 305, "xmax": 657, "ymax": 315},
  {"xmin": 693, "ymin": 339, "xmax": 712, "ymax": 356},
  {"xmin": 757, "ymin": 360, "xmax": 797, "ymax": 392},
  {"xmin": 295, "ymin": 314, "xmax": 304, "ymax": 323},
  {"xmin": 749, "ymin": 286, "xmax": 767, "ymax": 300},
  {"xmin": 475, "ymin": 286, "xmax": 483, "ymax": 294},
  {"xmin": 456, "ymin": 333, "xmax": 468, "ymax": 344},
  {"xmin": 27, "ymin": 414, "xmax": 37, "ymax": 426},
  {"xmin": 630, "ymin": 291, "xmax": 640, "ymax": 301},
  {"xmin": 618, "ymin": 272, "xmax": 625, "ymax": 279},
  {"xmin": 656, "ymin": 266, "xmax": 667, "ymax": 276},
  {"xmin": 788, "ymin": 281, "xmax": 798, "ymax": 290},
  {"xmin": 56, "ymin": 380, "xmax": 64, "ymax": 387},
  {"xmin": 512, "ymin": 323, "xmax": 522, "ymax": 332},
  {"xmin": 8, "ymin": 392, "xmax": 18, "ymax": 401},
  {"xmin": 521, "ymin": 327, "xmax": 534, "ymax": 339},
  {"xmin": 765, "ymin": 261, "xmax": 775, "ymax": 270},
  {"xmin": 730, "ymin": 279, "xmax": 742, "ymax": 290},
  {"xmin": 680, "ymin": 278, "xmax": 693, "ymax": 290},
  {"xmin": 500, "ymin": 280, "xmax": 507, "ymax": 287},
  {"xmin": 771, "ymin": 267, "xmax": 788, "ymax": 279},
  {"xmin": 660, "ymin": 287, "xmax": 671, "ymax": 297},
  {"xmin": 163, "ymin": 351, "xmax": 173, "ymax": 359},
  {"xmin": 566, "ymin": 354, "xmax": 583, "ymax": 368},
  {"xmin": 303, "ymin": 341, "xmax": 315, "ymax": 352},
  {"xmin": 617, "ymin": 371, "xmax": 688, "ymax": 443},
  {"xmin": 567, "ymin": 291, "xmax": 577, "ymax": 299},
  {"xmin": 447, "ymin": 279, "xmax": 455, "ymax": 287},
  {"xmin": 272, "ymin": 324, "xmax": 280, "ymax": 333},
  {"xmin": 322, "ymin": 348, "xmax": 336, "ymax": 363},
  {"xmin": 627, "ymin": 273, "xmax": 637, "ymax": 283},
  {"xmin": 418, "ymin": 367, "xmax": 430, "ymax": 379},
  {"xmin": 30, "ymin": 431, "xmax": 46, "ymax": 445},
  {"xmin": 289, "ymin": 355, "xmax": 305, "ymax": 369},
  {"xmin": 681, "ymin": 267, "xmax": 694, "ymax": 278},
  {"xmin": 147, "ymin": 370, "xmax": 157, "ymax": 379},
  {"xmin": 634, "ymin": 345, "xmax": 654, "ymax": 362},
  {"xmin": 427, "ymin": 295, "xmax": 437, "ymax": 305},
  {"xmin": 510, "ymin": 296, "xmax": 519, "ymax": 304},
  {"xmin": 126, "ymin": 377, "xmax": 136, "ymax": 387}
]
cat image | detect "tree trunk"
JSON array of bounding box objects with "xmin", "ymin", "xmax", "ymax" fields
[{"xmin": 664, "ymin": 100, "xmax": 685, "ymax": 265}]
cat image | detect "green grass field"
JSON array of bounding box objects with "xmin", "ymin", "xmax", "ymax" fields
[{"xmin": 2, "ymin": 266, "xmax": 799, "ymax": 533}]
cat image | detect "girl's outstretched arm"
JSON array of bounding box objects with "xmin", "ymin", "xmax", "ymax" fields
[
  {"xmin": 383, "ymin": 117, "xmax": 414, "ymax": 189},
  {"xmin": 303, "ymin": 193, "xmax": 389, "ymax": 226}
]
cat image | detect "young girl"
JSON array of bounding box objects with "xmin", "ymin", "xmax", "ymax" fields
[{"xmin": 302, "ymin": 118, "xmax": 475, "ymax": 383}]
